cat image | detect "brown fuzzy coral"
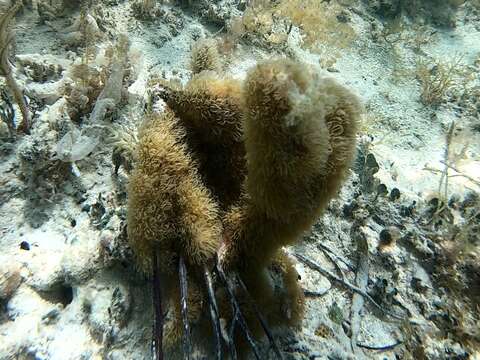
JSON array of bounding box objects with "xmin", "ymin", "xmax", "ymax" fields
[
  {"xmin": 190, "ymin": 38, "xmax": 221, "ymax": 75},
  {"xmin": 127, "ymin": 109, "xmax": 224, "ymax": 349},
  {"xmin": 160, "ymin": 72, "xmax": 243, "ymax": 146},
  {"xmin": 243, "ymin": 59, "xmax": 360, "ymax": 222},
  {"xmin": 158, "ymin": 72, "xmax": 246, "ymax": 208},
  {"xmin": 223, "ymin": 59, "xmax": 360, "ymax": 268},
  {"xmin": 127, "ymin": 109, "xmax": 222, "ymax": 274},
  {"xmin": 220, "ymin": 59, "xmax": 360, "ymax": 331},
  {"xmin": 128, "ymin": 56, "xmax": 360, "ymax": 354}
]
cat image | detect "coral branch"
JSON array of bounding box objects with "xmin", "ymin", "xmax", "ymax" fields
[
  {"xmin": 228, "ymin": 308, "xmax": 239, "ymax": 360},
  {"xmin": 0, "ymin": 0, "xmax": 30, "ymax": 134},
  {"xmin": 357, "ymin": 340, "xmax": 403, "ymax": 351}
]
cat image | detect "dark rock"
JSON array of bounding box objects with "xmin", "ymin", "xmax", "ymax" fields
[{"xmin": 389, "ymin": 188, "xmax": 401, "ymax": 201}]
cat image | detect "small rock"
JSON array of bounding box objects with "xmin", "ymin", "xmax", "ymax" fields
[
  {"xmin": 379, "ymin": 229, "xmax": 392, "ymax": 245},
  {"xmin": 378, "ymin": 226, "xmax": 400, "ymax": 253},
  {"xmin": 376, "ymin": 183, "xmax": 388, "ymax": 197},
  {"xmin": 389, "ymin": 188, "xmax": 401, "ymax": 201},
  {"xmin": 41, "ymin": 305, "xmax": 62, "ymax": 324},
  {"xmin": 365, "ymin": 153, "xmax": 379, "ymax": 173},
  {"xmin": 20, "ymin": 241, "xmax": 30, "ymax": 250}
]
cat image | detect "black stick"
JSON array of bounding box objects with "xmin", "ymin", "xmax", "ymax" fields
[
  {"xmin": 215, "ymin": 263, "xmax": 261, "ymax": 360},
  {"xmin": 179, "ymin": 256, "xmax": 192, "ymax": 360},
  {"xmin": 236, "ymin": 275, "xmax": 284, "ymax": 360},
  {"xmin": 293, "ymin": 253, "xmax": 406, "ymax": 321},
  {"xmin": 203, "ymin": 266, "xmax": 223, "ymax": 360},
  {"xmin": 228, "ymin": 307, "xmax": 238, "ymax": 360},
  {"xmin": 152, "ymin": 252, "xmax": 163, "ymax": 360},
  {"xmin": 357, "ymin": 340, "xmax": 403, "ymax": 351}
]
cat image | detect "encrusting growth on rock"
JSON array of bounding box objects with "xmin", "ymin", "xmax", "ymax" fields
[{"xmin": 127, "ymin": 39, "xmax": 361, "ymax": 355}]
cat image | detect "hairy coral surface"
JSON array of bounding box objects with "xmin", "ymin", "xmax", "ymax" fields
[
  {"xmin": 217, "ymin": 59, "xmax": 361, "ymax": 333},
  {"xmin": 128, "ymin": 54, "xmax": 360, "ymax": 353},
  {"xmin": 223, "ymin": 59, "xmax": 360, "ymax": 266},
  {"xmin": 127, "ymin": 109, "xmax": 222, "ymax": 275},
  {"xmin": 158, "ymin": 72, "xmax": 246, "ymax": 208},
  {"xmin": 190, "ymin": 38, "xmax": 221, "ymax": 75}
]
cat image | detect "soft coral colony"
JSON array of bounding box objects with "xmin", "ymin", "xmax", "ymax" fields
[{"xmin": 126, "ymin": 39, "xmax": 361, "ymax": 358}]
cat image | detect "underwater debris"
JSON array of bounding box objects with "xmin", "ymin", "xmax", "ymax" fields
[{"xmin": 54, "ymin": 127, "xmax": 99, "ymax": 175}]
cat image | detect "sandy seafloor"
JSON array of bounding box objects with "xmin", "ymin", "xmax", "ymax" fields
[{"xmin": 1, "ymin": 1, "xmax": 480, "ymax": 359}]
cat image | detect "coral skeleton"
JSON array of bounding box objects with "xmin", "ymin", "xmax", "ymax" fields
[{"xmin": 127, "ymin": 43, "xmax": 361, "ymax": 357}]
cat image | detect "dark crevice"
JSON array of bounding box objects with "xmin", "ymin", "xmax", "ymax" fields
[{"xmin": 38, "ymin": 284, "xmax": 74, "ymax": 307}]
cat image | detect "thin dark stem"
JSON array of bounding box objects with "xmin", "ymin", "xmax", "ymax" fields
[
  {"xmin": 215, "ymin": 262, "xmax": 261, "ymax": 360},
  {"xmin": 203, "ymin": 266, "xmax": 223, "ymax": 360},
  {"xmin": 236, "ymin": 275, "xmax": 284, "ymax": 360},
  {"xmin": 152, "ymin": 252, "xmax": 163, "ymax": 360},
  {"xmin": 179, "ymin": 256, "xmax": 192, "ymax": 360},
  {"xmin": 293, "ymin": 253, "xmax": 406, "ymax": 321},
  {"xmin": 357, "ymin": 340, "xmax": 403, "ymax": 351},
  {"xmin": 303, "ymin": 289, "xmax": 329, "ymax": 297},
  {"xmin": 317, "ymin": 243, "xmax": 356, "ymax": 273},
  {"xmin": 228, "ymin": 308, "xmax": 238, "ymax": 360}
]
